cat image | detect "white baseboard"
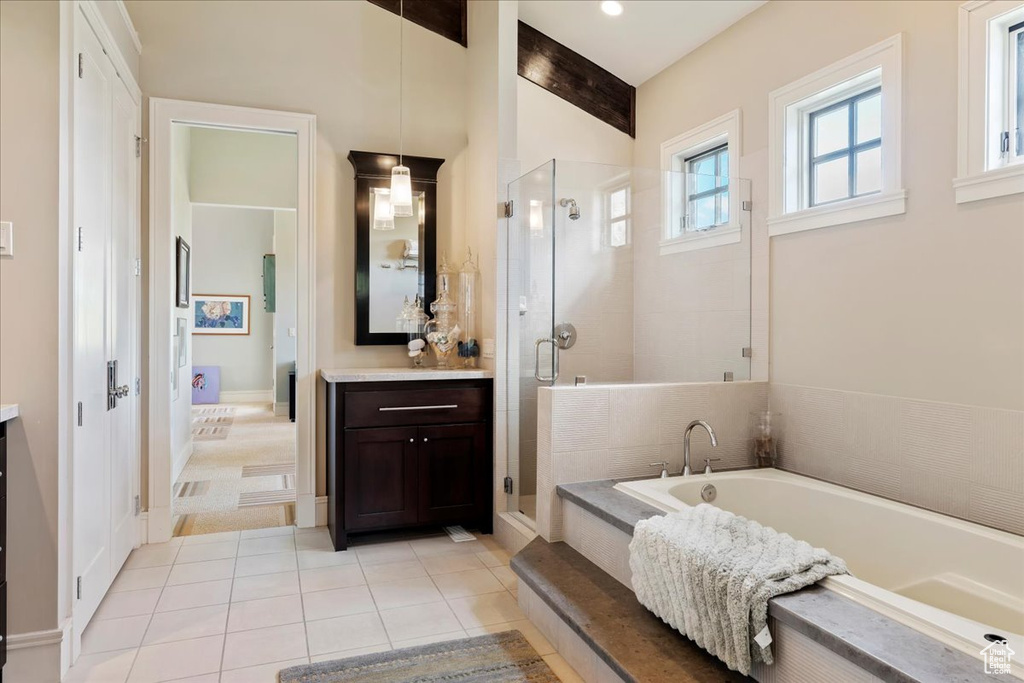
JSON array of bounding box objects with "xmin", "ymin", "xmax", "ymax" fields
[
  {"xmin": 137, "ymin": 511, "xmax": 150, "ymax": 545},
  {"xmin": 219, "ymin": 390, "xmax": 273, "ymax": 403},
  {"xmin": 147, "ymin": 505, "xmax": 173, "ymax": 545},
  {"xmin": 295, "ymin": 492, "xmax": 318, "ymax": 528},
  {"xmin": 171, "ymin": 439, "xmax": 192, "ymax": 484},
  {"xmin": 315, "ymin": 495, "xmax": 328, "ymax": 526},
  {"xmin": 274, "ymin": 401, "xmax": 289, "ymax": 417},
  {"xmin": 6, "ymin": 622, "xmax": 68, "ymax": 682}
]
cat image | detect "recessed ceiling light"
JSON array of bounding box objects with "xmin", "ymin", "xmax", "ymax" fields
[{"xmin": 601, "ymin": 1, "xmax": 623, "ymax": 17}]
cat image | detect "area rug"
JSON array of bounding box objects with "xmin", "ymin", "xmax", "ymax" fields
[{"xmin": 278, "ymin": 631, "xmax": 559, "ymax": 683}]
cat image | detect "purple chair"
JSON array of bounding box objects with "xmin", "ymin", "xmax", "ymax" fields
[{"xmin": 191, "ymin": 366, "xmax": 220, "ymax": 404}]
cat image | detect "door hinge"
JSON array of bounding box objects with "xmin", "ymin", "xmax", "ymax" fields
[
  {"xmin": 77, "ymin": 226, "xmax": 83, "ymax": 252},
  {"xmin": 503, "ymin": 476, "xmax": 514, "ymax": 494},
  {"xmin": 134, "ymin": 135, "xmax": 146, "ymax": 158},
  {"xmin": 135, "ymin": 377, "xmax": 141, "ymax": 396},
  {"xmin": 134, "ymin": 258, "xmax": 141, "ymax": 276},
  {"xmin": 1000, "ymin": 131, "xmax": 1010, "ymax": 155},
  {"xmin": 741, "ymin": 347, "xmax": 752, "ymax": 358},
  {"xmin": 502, "ymin": 201, "xmax": 514, "ymax": 218},
  {"xmin": 76, "ymin": 576, "xmax": 83, "ymax": 600},
  {"xmin": 723, "ymin": 371, "xmax": 734, "ymax": 382},
  {"xmin": 134, "ymin": 495, "xmax": 141, "ymax": 516},
  {"xmin": 77, "ymin": 401, "xmax": 83, "ymax": 426},
  {"xmin": 77, "ymin": 53, "xmax": 83, "ymax": 78},
  {"xmin": 742, "ymin": 200, "xmax": 752, "ymax": 211}
]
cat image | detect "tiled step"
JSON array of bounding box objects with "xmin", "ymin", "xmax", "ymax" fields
[{"xmin": 511, "ymin": 537, "xmax": 751, "ymax": 683}]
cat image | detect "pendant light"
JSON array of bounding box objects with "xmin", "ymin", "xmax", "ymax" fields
[{"xmin": 390, "ymin": 0, "xmax": 414, "ymax": 217}]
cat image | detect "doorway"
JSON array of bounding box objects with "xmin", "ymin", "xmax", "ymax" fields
[{"xmin": 148, "ymin": 100, "xmax": 316, "ymax": 544}]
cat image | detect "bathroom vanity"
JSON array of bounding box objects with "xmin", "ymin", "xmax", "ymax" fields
[
  {"xmin": 322, "ymin": 370, "xmax": 493, "ymax": 551},
  {"xmin": 0, "ymin": 404, "xmax": 18, "ymax": 671}
]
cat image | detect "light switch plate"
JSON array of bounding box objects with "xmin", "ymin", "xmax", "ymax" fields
[
  {"xmin": 0, "ymin": 221, "xmax": 12, "ymax": 257},
  {"xmin": 287, "ymin": 327, "xmax": 297, "ymax": 337}
]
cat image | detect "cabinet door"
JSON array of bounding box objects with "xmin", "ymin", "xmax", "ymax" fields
[
  {"xmin": 344, "ymin": 427, "xmax": 418, "ymax": 531},
  {"xmin": 417, "ymin": 424, "xmax": 487, "ymax": 525}
]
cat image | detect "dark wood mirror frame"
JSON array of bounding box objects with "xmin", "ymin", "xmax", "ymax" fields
[{"xmin": 349, "ymin": 150, "xmax": 445, "ymax": 346}]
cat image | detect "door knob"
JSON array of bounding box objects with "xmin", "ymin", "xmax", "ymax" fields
[
  {"xmin": 423, "ymin": 437, "xmax": 429, "ymax": 442},
  {"xmin": 409, "ymin": 438, "xmax": 414, "ymax": 443}
]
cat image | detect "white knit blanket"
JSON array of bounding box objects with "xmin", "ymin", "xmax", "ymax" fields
[{"xmin": 629, "ymin": 504, "xmax": 848, "ymax": 675}]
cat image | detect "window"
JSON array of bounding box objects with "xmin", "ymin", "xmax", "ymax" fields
[
  {"xmin": 606, "ymin": 184, "xmax": 630, "ymax": 247},
  {"xmin": 768, "ymin": 34, "xmax": 905, "ymax": 236},
  {"xmin": 659, "ymin": 109, "xmax": 742, "ymax": 254},
  {"xmin": 808, "ymin": 87, "xmax": 881, "ymax": 206},
  {"xmin": 955, "ymin": 1, "xmax": 1024, "ymax": 203},
  {"xmin": 684, "ymin": 144, "xmax": 730, "ymax": 230}
]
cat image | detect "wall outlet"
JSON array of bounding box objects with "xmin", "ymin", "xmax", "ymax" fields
[
  {"xmin": 481, "ymin": 338, "xmax": 495, "ymax": 359},
  {"xmin": 288, "ymin": 327, "xmax": 297, "ymax": 337},
  {"xmin": 0, "ymin": 221, "xmax": 13, "ymax": 257}
]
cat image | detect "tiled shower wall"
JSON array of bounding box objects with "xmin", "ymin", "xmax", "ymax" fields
[
  {"xmin": 535, "ymin": 381, "xmax": 769, "ymax": 541},
  {"xmin": 771, "ymin": 383, "xmax": 1024, "ymax": 536}
]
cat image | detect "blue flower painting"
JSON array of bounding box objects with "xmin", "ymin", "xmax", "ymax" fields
[{"xmin": 193, "ymin": 295, "xmax": 250, "ymax": 335}]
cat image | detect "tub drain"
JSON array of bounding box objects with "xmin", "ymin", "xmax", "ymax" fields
[{"xmin": 701, "ymin": 484, "xmax": 717, "ymax": 503}]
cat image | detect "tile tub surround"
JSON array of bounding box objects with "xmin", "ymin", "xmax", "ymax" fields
[
  {"xmin": 553, "ymin": 481, "xmax": 1003, "ymax": 683},
  {"xmin": 0, "ymin": 404, "xmax": 18, "ymax": 423},
  {"xmin": 535, "ymin": 381, "xmax": 768, "ymax": 541},
  {"xmin": 63, "ymin": 526, "xmax": 586, "ymax": 683},
  {"xmin": 320, "ymin": 368, "xmax": 494, "ymax": 383},
  {"xmin": 770, "ymin": 383, "xmax": 1024, "ymax": 536}
]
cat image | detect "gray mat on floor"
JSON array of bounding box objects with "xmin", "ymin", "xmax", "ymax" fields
[{"xmin": 278, "ymin": 630, "xmax": 559, "ymax": 683}]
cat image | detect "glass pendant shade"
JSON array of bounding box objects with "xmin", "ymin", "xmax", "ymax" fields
[
  {"xmin": 390, "ymin": 165, "xmax": 413, "ymax": 217},
  {"xmin": 372, "ymin": 188, "xmax": 395, "ymax": 230}
]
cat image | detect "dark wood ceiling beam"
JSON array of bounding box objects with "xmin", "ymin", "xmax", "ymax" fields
[
  {"xmin": 517, "ymin": 21, "xmax": 635, "ymax": 138},
  {"xmin": 367, "ymin": 0, "xmax": 467, "ymax": 48}
]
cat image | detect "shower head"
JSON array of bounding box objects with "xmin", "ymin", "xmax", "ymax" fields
[{"xmin": 559, "ymin": 198, "xmax": 581, "ymax": 220}]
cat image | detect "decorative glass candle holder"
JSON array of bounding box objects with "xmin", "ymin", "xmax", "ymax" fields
[
  {"xmin": 424, "ymin": 289, "xmax": 460, "ymax": 369},
  {"xmin": 751, "ymin": 410, "xmax": 781, "ymax": 468},
  {"xmin": 457, "ymin": 248, "xmax": 480, "ymax": 368},
  {"xmin": 398, "ymin": 295, "xmax": 429, "ymax": 367}
]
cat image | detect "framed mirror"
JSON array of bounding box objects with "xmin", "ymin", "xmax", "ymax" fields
[{"xmin": 350, "ymin": 151, "xmax": 444, "ymax": 345}]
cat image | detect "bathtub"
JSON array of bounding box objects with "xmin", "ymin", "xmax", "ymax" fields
[{"xmin": 614, "ymin": 469, "xmax": 1024, "ymax": 677}]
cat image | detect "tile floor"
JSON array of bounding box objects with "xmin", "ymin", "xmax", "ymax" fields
[{"xmin": 65, "ymin": 527, "xmax": 583, "ymax": 683}]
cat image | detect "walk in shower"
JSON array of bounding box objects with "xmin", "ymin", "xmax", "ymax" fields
[{"xmin": 504, "ymin": 160, "xmax": 753, "ymax": 525}]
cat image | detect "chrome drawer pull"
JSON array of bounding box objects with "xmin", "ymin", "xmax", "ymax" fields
[{"xmin": 378, "ymin": 404, "xmax": 458, "ymax": 412}]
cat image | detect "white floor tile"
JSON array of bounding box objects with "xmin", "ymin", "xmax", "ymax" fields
[
  {"xmin": 125, "ymin": 544, "xmax": 181, "ymax": 570},
  {"xmin": 368, "ymin": 577, "xmax": 442, "ymax": 610},
  {"xmin": 298, "ymin": 564, "xmax": 365, "ymax": 593},
  {"xmin": 94, "ymin": 588, "xmax": 162, "ymax": 621},
  {"xmin": 227, "ymin": 594, "xmax": 304, "ymax": 632},
  {"xmin": 143, "ymin": 604, "xmax": 228, "ymax": 646},
  {"xmin": 489, "ymin": 565, "xmax": 519, "ymax": 591},
  {"xmin": 174, "ymin": 540, "xmax": 239, "ymax": 565},
  {"xmin": 378, "ymin": 602, "xmax": 463, "ymax": 643},
  {"xmin": 301, "ymin": 585, "xmax": 376, "ymax": 622},
  {"xmin": 64, "ymin": 648, "xmax": 137, "ymax": 683},
  {"xmin": 238, "ymin": 535, "xmax": 295, "ymax": 557},
  {"xmin": 81, "ymin": 615, "xmax": 150, "ymax": 654},
  {"xmin": 234, "ymin": 551, "xmax": 297, "ymax": 578},
  {"xmin": 391, "ymin": 630, "xmax": 469, "ymax": 649},
  {"xmin": 353, "ymin": 541, "xmax": 417, "ymax": 566},
  {"xmin": 181, "ymin": 531, "xmax": 240, "ymax": 546},
  {"xmin": 447, "ymin": 591, "xmax": 525, "ymax": 629},
  {"xmin": 420, "ymin": 553, "xmax": 487, "ymax": 575},
  {"xmin": 231, "ymin": 571, "xmax": 300, "ymax": 602},
  {"xmin": 158, "ymin": 675, "xmax": 218, "ymax": 683},
  {"xmin": 297, "ymin": 548, "xmax": 359, "ymax": 570},
  {"xmin": 127, "ymin": 635, "xmax": 224, "ymax": 683},
  {"xmin": 220, "ymin": 658, "xmax": 310, "ymax": 683},
  {"xmin": 364, "ymin": 559, "xmax": 428, "ymax": 585},
  {"xmin": 308, "ymin": 643, "xmax": 391, "ymax": 663},
  {"xmin": 305, "ymin": 612, "xmax": 389, "ymax": 656},
  {"xmin": 466, "ymin": 619, "xmax": 555, "ymax": 656},
  {"xmin": 166, "ymin": 559, "xmax": 235, "ymax": 587},
  {"xmin": 155, "ymin": 579, "xmax": 232, "ymax": 613},
  {"xmin": 543, "ymin": 653, "xmax": 585, "ymax": 683},
  {"xmin": 240, "ymin": 525, "xmax": 295, "ymax": 539},
  {"xmin": 222, "ymin": 622, "xmax": 309, "ymax": 670},
  {"xmin": 432, "ymin": 568, "xmax": 506, "ymax": 599},
  {"xmin": 410, "ymin": 537, "xmax": 485, "ymax": 558},
  {"xmin": 110, "ymin": 566, "xmax": 171, "ymax": 593},
  {"xmin": 476, "ymin": 549, "xmax": 511, "ymax": 568},
  {"xmin": 295, "ymin": 530, "xmax": 334, "ymax": 551}
]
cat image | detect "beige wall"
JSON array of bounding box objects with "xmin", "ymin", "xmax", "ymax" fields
[
  {"xmin": 189, "ymin": 127, "xmax": 298, "ymax": 209},
  {"xmin": 0, "ymin": 0, "xmax": 61, "ymax": 637},
  {"xmin": 636, "ymin": 0, "xmax": 1023, "ymax": 412}
]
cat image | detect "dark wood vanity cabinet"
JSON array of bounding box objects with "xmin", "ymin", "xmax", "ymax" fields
[{"xmin": 326, "ymin": 378, "xmax": 493, "ymax": 551}]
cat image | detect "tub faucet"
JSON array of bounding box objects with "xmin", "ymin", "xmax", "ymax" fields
[{"xmin": 683, "ymin": 420, "xmax": 718, "ymax": 476}]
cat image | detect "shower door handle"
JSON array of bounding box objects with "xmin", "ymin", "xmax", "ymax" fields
[{"xmin": 534, "ymin": 337, "xmax": 559, "ymax": 383}]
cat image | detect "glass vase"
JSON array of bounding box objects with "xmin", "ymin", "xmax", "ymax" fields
[{"xmin": 751, "ymin": 410, "xmax": 781, "ymax": 468}]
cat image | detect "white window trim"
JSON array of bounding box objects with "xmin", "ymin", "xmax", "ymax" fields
[
  {"xmin": 602, "ymin": 176, "xmax": 631, "ymax": 248},
  {"xmin": 659, "ymin": 109, "xmax": 742, "ymax": 255},
  {"xmin": 954, "ymin": 0, "xmax": 1024, "ymax": 203},
  {"xmin": 768, "ymin": 34, "xmax": 906, "ymax": 237}
]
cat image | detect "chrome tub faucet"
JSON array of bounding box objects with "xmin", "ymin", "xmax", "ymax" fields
[{"xmin": 683, "ymin": 420, "xmax": 718, "ymax": 476}]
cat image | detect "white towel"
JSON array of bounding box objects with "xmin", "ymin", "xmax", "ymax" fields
[
  {"xmin": 404, "ymin": 239, "xmax": 419, "ymax": 258},
  {"xmin": 629, "ymin": 504, "xmax": 848, "ymax": 675}
]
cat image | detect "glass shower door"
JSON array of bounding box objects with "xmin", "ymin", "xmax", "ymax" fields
[{"xmin": 505, "ymin": 161, "xmax": 555, "ymax": 524}]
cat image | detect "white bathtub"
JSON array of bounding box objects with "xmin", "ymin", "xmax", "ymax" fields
[{"xmin": 614, "ymin": 469, "xmax": 1024, "ymax": 677}]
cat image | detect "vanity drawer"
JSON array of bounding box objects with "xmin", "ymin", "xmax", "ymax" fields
[{"xmin": 345, "ymin": 387, "xmax": 487, "ymax": 428}]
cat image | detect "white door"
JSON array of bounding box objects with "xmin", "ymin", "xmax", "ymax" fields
[{"xmin": 72, "ymin": 9, "xmax": 140, "ymax": 648}]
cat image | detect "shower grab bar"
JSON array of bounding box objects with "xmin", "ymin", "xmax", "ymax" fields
[
  {"xmin": 535, "ymin": 337, "xmax": 559, "ymax": 383},
  {"xmin": 379, "ymin": 404, "xmax": 458, "ymax": 412}
]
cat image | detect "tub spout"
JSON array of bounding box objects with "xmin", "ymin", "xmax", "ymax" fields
[{"xmin": 683, "ymin": 420, "xmax": 718, "ymax": 476}]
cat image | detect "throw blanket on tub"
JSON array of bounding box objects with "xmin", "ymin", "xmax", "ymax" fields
[{"xmin": 629, "ymin": 504, "xmax": 848, "ymax": 675}]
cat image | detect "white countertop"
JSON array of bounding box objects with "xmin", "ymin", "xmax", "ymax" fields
[
  {"xmin": 0, "ymin": 404, "xmax": 19, "ymax": 423},
  {"xmin": 321, "ymin": 368, "xmax": 493, "ymax": 383}
]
